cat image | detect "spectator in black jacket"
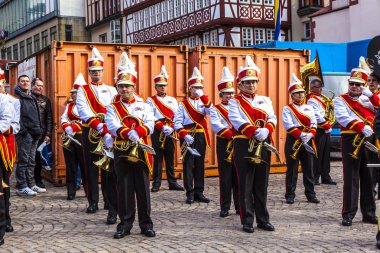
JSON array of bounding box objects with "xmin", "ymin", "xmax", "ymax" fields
[
  {"xmin": 14, "ymin": 75, "xmax": 45, "ymax": 196},
  {"xmin": 31, "ymin": 77, "xmax": 53, "ymax": 190}
]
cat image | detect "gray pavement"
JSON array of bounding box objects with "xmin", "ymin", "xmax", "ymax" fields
[{"xmin": 1, "ymin": 161, "xmax": 380, "ymax": 252}]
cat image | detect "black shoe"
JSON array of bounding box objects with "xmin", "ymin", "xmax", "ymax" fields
[
  {"xmin": 257, "ymin": 222, "xmax": 275, "ymax": 231},
  {"xmin": 307, "ymin": 197, "xmax": 320, "ymax": 203},
  {"xmin": 107, "ymin": 213, "xmax": 117, "ymax": 225},
  {"xmin": 141, "ymin": 229, "xmax": 156, "ymax": 237},
  {"xmin": 220, "ymin": 210, "xmax": 229, "ymax": 218},
  {"xmin": 76, "ymin": 185, "xmax": 80, "ymax": 191},
  {"xmin": 86, "ymin": 204, "xmax": 98, "ymax": 213},
  {"xmin": 169, "ymin": 183, "xmax": 184, "ymax": 191},
  {"xmin": 194, "ymin": 194, "xmax": 210, "ymax": 203},
  {"xmin": 186, "ymin": 195, "xmax": 194, "ymax": 204},
  {"xmin": 36, "ymin": 181, "xmax": 46, "ymax": 189},
  {"xmin": 363, "ymin": 216, "xmax": 378, "ymax": 224},
  {"xmin": 5, "ymin": 224, "xmax": 13, "ymax": 233},
  {"xmin": 0, "ymin": 238, "xmax": 4, "ymax": 246},
  {"xmin": 236, "ymin": 210, "xmax": 240, "ymax": 215},
  {"xmin": 243, "ymin": 224, "xmax": 254, "ymax": 233},
  {"xmin": 322, "ymin": 179, "xmax": 337, "ymax": 185},
  {"xmin": 342, "ymin": 217, "xmax": 352, "ymax": 226},
  {"xmin": 151, "ymin": 185, "xmax": 160, "ymax": 192},
  {"xmin": 114, "ymin": 229, "xmax": 130, "ymax": 239},
  {"xmin": 286, "ymin": 197, "xmax": 294, "ymax": 204},
  {"xmin": 67, "ymin": 194, "xmax": 75, "ymax": 200}
]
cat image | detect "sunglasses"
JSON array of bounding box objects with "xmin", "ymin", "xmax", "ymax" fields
[{"xmin": 349, "ymin": 82, "xmax": 362, "ymax": 87}]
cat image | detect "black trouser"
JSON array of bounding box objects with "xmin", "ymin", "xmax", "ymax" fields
[
  {"xmin": 341, "ymin": 134, "xmax": 376, "ymax": 220},
  {"xmin": 216, "ymin": 137, "xmax": 239, "ymax": 212},
  {"xmin": 313, "ymin": 128, "xmax": 332, "ymax": 183},
  {"xmin": 0, "ymin": 157, "xmax": 6, "ymax": 240},
  {"xmin": 114, "ymin": 148, "xmax": 153, "ymax": 232},
  {"xmin": 34, "ymin": 138, "xmax": 44, "ymax": 185},
  {"xmin": 366, "ymin": 135, "xmax": 380, "ymax": 199},
  {"xmin": 63, "ymin": 134, "xmax": 86, "ymax": 197},
  {"xmin": 285, "ymin": 135, "xmax": 316, "ymax": 199},
  {"xmin": 151, "ymin": 129, "xmax": 177, "ymax": 187},
  {"xmin": 180, "ymin": 132, "xmax": 207, "ymax": 197},
  {"xmin": 81, "ymin": 127, "xmax": 116, "ymax": 210},
  {"xmin": 2, "ymin": 166, "xmax": 10, "ymax": 226},
  {"xmin": 233, "ymin": 138, "xmax": 270, "ymax": 226}
]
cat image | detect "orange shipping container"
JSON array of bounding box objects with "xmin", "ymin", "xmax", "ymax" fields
[{"xmin": 9, "ymin": 42, "xmax": 309, "ymax": 186}]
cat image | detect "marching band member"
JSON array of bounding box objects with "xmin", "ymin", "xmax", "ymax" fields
[
  {"xmin": 334, "ymin": 66, "xmax": 378, "ymax": 226},
  {"xmin": 0, "ymin": 69, "xmax": 19, "ymax": 233},
  {"xmin": 174, "ymin": 67, "xmax": 213, "ymax": 204},
  {"xmin": 0, "ymin": 92, "xmax": 13, "ymax": 245},
  {"xmin": 76, "ymin": 47, "xmax": 118, "ymax": 225},
  {"xmin": 228, "ymin": 56, "xmax": 276, "ymax": 233},
  {"xmin": 282, "ymin": 74, "xmax": 320, "ymax": 205},
  {"xmin": 105, "ymin": 54, "xmax": 156, "ymax": 239},
  {"xmin": 147, "ymin": 66, "xmax": 184, "ymax": 192},
  {"xmin": 61, "ymin": 73, "xmax": 87, "ymax": 201},
  {"xmin": 210, "ymin": 66, "xmax": 239, "ymax": 218},
  {"xmin": 306, "ymin": 76, "xmax": 336, "ymax": 185}
]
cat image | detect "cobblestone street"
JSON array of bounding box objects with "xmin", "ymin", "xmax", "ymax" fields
[{"xmin": 1, "ymin": 161, "xmax": 380, "ymax": 252}]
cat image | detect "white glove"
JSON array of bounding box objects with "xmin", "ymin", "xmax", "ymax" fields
[
  {"xmin": 195, "ymin": 89, "xmax": 204, "ymax": 97},
  {"xmin": 162, "ymin": 126, "xmax": 174, "ymax": 136},
  {"xmin": 128, "ymin": 130, "xmax": 140, "ymax": 143},
  {"xmin": 254, "ymin": 128, "xmax": 269, "ymax": 142},
  {"xmin": 300, "ymin": 132, "xmax": 313, "ymax": 143},
  {"xmin": 362, "ymin": 125, "xmax": 374, "ymax": 137},
  {"xmin": 96, "ymin": 123, "xmax": 104, "ymax": 134},
  {"xmin": 184, "ymin": 134, "xmax": 194, "ymax": 145},
  {"xmin": 65, "ymin": 126, "xmax": 74, "ymax": 135},
  {"xmin": 361, "ymin": 86, "xmax": 373, "ymax": 98},
  {"xmin": 325, "ymin": 128, "xmax": 332, "ymax": 134},
  {"xmin": 104, "ymin": 133, "xmax": 114, "ymax": 149}
]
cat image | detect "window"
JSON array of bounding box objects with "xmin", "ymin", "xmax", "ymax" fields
[
  {"xmin": 196, "ymin": 35, "xmax": 202, "ymax": 46},
  {"xmin": 42, "ymin": 30, "xmax": 48, "ymax": 48},
  {"xmin": 65, "ymin": 25, "xmax": 73, "ymax": 41},
  {"xmin": 34, "ymin": 34, "xmax": 40, "ymax": 52},
  {"xmin": 210, "ymin": 30, "xmax": 218, "ymax": 46},
  {"xmin": 254, "ymin": 28, "xmax": 265, "ymax": 44},
  {"xmin": 242, "ymin": 27, "xmax": 254, "ymax": 46},
  {"xmin": 189, "ymin": 36, "xmax": 196, "ymax": 47},
  {"xmin": 203, "ymin": 32, "xmax": 210, "ymax": 45},
  {"xmin": 267, "ymin": 29, "xmax": 275, "ymax": 42},
  {"xmin": 174, "ymin": 0, "xmax": 181, "ymax": 17},
  {"xmin": 264, "ymin": 0, "xmax": 274, "ymax": 5},
  {"xmin": 150, "ymin": 6, "xmax": 156, "ymax": 26},
  {"xmin": 144, "ymin": 9, "xmax": 150, "ymax": 27},
  {"xmin": 181, "ymin": 0, "xmax": 188, "ymax": 15},
  {"xmin": 304, "ymin": 21, "xmax": 311, "ymax": 39},
  {"xmin": 6, "ymin": 47, "xmax": 11, "ymax": 60},
  {"xmin": 156, "ymin": 4, "xmax": 162, "ymax": 24},
  {"xmin": 182, "ymin": 38, "xmax": 188, "ymax": 45},
  {"xmin": 111, "ymin": 20, "xmax": 121, "ymax": 43},
  {"xmin": 19, "ymin": 41, "xmax": 25, "ymax": 59},
  {"xmin": 162, "ymin": 2, "xmax": 168, "ymax": 22},
  {"xmin": 196, "ymin": 0, "xmax": 203, "ymax": 10},
  {"xmin": 133, "ymin": 13, "xmax": 139, "ymax": 31},
  {"xmin": 188, "ymin": 1, "xmax": 195, "ymax": 12},
  {"xmin": 168, "ymin": 0, "xmax": 174, "ymax": 20},
  {"xmin": 239, "ymin": 0, "xmax": 249, "ymax": 3},
  {"xmin": 99, "ymin": 33, "xmax": 107, "ymax": 42},
  {"xmin": 26, "ymin": 37, "xmax": 32, "ymax": 57},
  {"xmin": 139, "ymin": 11, "xmax": 144, "ymax": 29},
  {"xmin": 204, "ymin": 0, "xmax": 210, "ymax": 6},
  {"xmin": 50, "ymin": 26, "xmax": 57, "ymax": 42},
  {"xmin": 12, "ymin": 44, "xmax": 18, "ymax": 60},
  {"xmin": 252, "ymin": 0, "xmax": 262, "ymax": 3}
]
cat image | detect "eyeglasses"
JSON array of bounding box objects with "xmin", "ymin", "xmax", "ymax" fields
[{"xmin": 349, "ymin": 82, "xmax": 362, "ymax": 87}]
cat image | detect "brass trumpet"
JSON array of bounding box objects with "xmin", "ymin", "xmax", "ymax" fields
[
  {"xmin": 290, "ymin": 138, "xmax": 303, "ymax": 160},
  {"xmin": 350, "ymin": 133, "xmax": 366, "ymax": 159},
  {"xmin": 62, "ymin": 132, "xmax": 72, "ymax": 150},
  {"xmin": 245, "ymin": 119, "xmax": 266, "ymax": 164},
  {"xmin": 321, "ymin": 89, "xmax": 336, "ymax": 125},
  {"xmin": 225, "ymin": 139, "xmax": 234, "ymax": 163},
  {"xmin": 179, "ymin": 126, "xmax": 200, "ymax": 160},
  {"xmin": 0, "ymin": 179, "xmax": 10, "ymax": 196},
  {"xmin": 88, "ymin": 113, "xmax": 105, "ymax": 145}
]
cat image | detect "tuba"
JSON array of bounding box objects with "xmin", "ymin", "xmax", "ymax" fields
[{"xmin": 321, "ymin": 89, "xmax": 336, "ymax": 126}]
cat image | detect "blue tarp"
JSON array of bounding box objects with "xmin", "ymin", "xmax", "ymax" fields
[{"xmin": 251, "ymin": 39, "xmax": 370, "ymax": 73}]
